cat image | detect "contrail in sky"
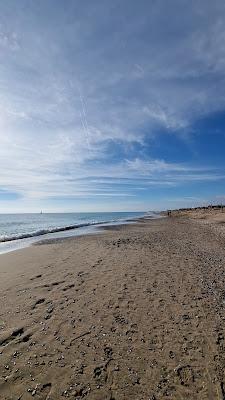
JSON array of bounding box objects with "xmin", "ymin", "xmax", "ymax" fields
[{"xmin": 78, "ymin": 87, "xmax": 91, "ymax": 153}]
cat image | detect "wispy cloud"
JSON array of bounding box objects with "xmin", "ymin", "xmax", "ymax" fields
[
  {"xmin": 0, "ymin": 0, "xmax": 225, "ymax": 211},
  {"xmin": 0, "ymin": 26, "xmax": 20, "ymax": 51}
]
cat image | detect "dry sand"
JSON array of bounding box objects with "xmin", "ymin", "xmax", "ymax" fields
[{"xmin": 1, "ymin": 216, "xmax": 225, "ymax": 399}]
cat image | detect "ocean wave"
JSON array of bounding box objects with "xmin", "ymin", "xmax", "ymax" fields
[
  {"xmin": 0, "ymin": 218, "xmax": 128, "ymax": 243},
  {"xmin": 0, "ymin": 220, "xmax": 110, "ymax": 243},
  {"xmin": 0, "ymin": 212, "xmax": 160, "ymax": 244}
]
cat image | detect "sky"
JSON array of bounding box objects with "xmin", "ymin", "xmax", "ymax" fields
[{"xmin": 0, "ymin": 0, "xmax": 225, "ymax": 213}]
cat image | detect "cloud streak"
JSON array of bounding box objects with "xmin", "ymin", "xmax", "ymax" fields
[{"xmin": 0, "ymin": 0, "xmax": 225, "ymax": 211}]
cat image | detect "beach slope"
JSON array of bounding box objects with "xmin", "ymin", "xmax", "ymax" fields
[{"xmin": 0, "ymin": 217, "xmax": 225, "ymax": 399}]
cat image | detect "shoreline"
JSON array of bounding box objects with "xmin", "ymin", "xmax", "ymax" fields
[
  {"xmin": 1, "ymin": 216, "xmax": 225, "ymax": 398},
  {"xmin": 0, "ymin": 213, "xmax": 158, "ymax": 256}
]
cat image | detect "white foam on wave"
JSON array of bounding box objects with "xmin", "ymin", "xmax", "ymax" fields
[
  {"xmin": 0, "ymin": 212, "xmax": 161, "ymax": 255},
  {"xmin": 0, "ymin": 219, "xmax": 114, "ymax": 243}
]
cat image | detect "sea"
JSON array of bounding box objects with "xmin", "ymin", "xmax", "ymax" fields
[{"xmin": 0, "ymin": 211, "xmax": 157, "ymax": 255}]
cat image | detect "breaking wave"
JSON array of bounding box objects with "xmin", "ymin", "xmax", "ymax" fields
[{"xmin": 0, "ymin": 220, "xmax": 112, "ymax": 243}]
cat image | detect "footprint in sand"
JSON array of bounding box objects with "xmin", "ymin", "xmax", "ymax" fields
[
  {"xmin": 32, "ymin": 298, "xmax": 45, "ymax": 309},
  {"xmin": 30, "ymin": 274, "xmax": 42, "ymax": 281}
]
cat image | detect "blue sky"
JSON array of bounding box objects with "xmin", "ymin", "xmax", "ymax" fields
[{"xmin": 0, "ymin": 0, "xmax": 225, "ymax": 212}]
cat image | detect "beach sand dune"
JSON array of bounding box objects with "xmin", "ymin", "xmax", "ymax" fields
[{"xmin": 0, "ymin": 217, "xmax": 225, "ymax": 399}]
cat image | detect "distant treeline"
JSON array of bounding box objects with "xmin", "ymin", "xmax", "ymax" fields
[{"xmin": 171, "ymin": 204, "xmax": 225, "ymax": 212}]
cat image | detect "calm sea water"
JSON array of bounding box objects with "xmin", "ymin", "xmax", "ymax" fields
[{"xmin": 0, "ymin": 212, "xmax": 151, "ymax": 254}]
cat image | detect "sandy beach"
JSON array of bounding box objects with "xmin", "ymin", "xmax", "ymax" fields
[{"xmin": 1, "ymin": 214, "xmax": 225, "ymax": 399}]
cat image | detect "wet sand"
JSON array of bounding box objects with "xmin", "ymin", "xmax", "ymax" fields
[{"xmin": 1, "ymin": 216, "xmax": 225, "ymax": 399}]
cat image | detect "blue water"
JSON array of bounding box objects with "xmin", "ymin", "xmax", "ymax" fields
[{"xmin": 0, "ymin": 212, "xmax": 151, "ymax": 254}]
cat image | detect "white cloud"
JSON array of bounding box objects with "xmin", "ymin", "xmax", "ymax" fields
[
  {"xmin": 0, "ymin": 0, "xmax": 225, "ymax": 209},
  {"xmin": 143, "ymin": 106, "xmax": 187, "ymax": 130},
  {"xmin": 0, "ymin": 26, "xmax": 20, "ymax": 51}
]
